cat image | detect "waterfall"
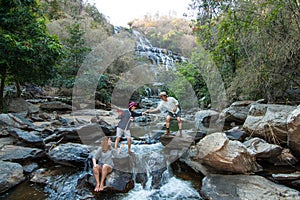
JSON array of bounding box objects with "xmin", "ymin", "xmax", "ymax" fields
[
  {"xmin": 114, "ymin": 26, "xmax": 188, "ymax": 71},
  {"xmin": 145, "ymin": 87, "xmax": 152, "ymax": 97}
]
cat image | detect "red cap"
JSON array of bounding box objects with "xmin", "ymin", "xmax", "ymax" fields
[{"xmin": 128, "ymin": 102, "xmax": 138, "ymax": 109}]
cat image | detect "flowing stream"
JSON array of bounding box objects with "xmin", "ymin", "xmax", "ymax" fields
[{"xmin": 0, "ymin": 142, "xmax": 202, "ymax": 200}]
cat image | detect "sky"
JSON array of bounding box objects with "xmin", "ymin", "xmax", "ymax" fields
[{"xmin": 92, "ymin": 0, "xmax": 192, "ymax": 27}]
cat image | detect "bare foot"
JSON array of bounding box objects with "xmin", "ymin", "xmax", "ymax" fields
[
  {"xmin": 94, "ymin": 185, "xmax": 100, "ymax": 192},
  {"xmin": 128, "ymin": 150, "xmax": 134, "ymax": 154},
  {"xmin": 163, "ymin": 128, "xmax": 170, "ymax": 136},
  {"xmin": 99, "ymin": 184, "xmax": 104, "ymax": 191}
]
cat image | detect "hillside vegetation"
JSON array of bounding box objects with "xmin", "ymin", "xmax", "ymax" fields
[
  {"xmin": 131, "ymin": 14, "xmax": 197, "ymax": 57},
  {"xmin": 1, "ymin": 0, "xmax": 299, "ymax": 112}
]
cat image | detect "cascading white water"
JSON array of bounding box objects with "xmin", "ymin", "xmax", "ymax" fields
[
  {"xmin": 121, "ymin": 28, "xmax": 188, "ymax": 71},
  {"xmin": 117, "ymin": 143, "xmax": 202, "ymax": 200}
]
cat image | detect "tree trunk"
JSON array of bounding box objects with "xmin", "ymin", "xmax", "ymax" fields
[
  {"xmin": 0, "ymin": 67, "xmax": 7, "ymax": 113},
  {"xmin": 15, "ymin": 81, "xmax": 21, "ymax": 97}
]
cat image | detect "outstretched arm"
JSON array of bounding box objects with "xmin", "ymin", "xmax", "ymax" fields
[{"xmin": 146, "ymin": 107, "xmax": 160, "ymax": 113}]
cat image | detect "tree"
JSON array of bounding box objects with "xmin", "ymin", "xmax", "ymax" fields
[
  {"xmin": 189, "ymin": 0, "xmax": 300, "ymax": 104},
  {"xmin": 63, "ymin": 22, "xmax": 91, "ymax": 77},
  {"xmin": 0, "ymin": 0, "xmax": 63, "ymax": 112}
]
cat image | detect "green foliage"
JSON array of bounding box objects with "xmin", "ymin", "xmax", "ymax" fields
[
  {"xmin": 52, "ymin": 22, "xmax": 91, "ymax": 88},
  {"xmin": 0, "ymin": 0, "xmax": 63, "ymax": 111},
  {"xmin": 190, "ymin": 0, "xmax": 300, "ymax": 104}
]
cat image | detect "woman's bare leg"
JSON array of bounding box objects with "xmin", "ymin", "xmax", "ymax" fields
[
  {"xmin": 93, "ymin": 165, "xmax": 102, "ymax": 192},
  {"xmin": 99, "ymin": 164, "xmax": 112, "ymax": 191}
]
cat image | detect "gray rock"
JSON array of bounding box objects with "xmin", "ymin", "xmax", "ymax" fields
[
  {"xmin": 202, "ymin": 174, "xmax": 300, "ymax": 200},
  {"xmin": 287, "ymin": 106, "xmax": 300, "ymax": 157},
  {"xmin": 194, "ymin": 132, "xmax": 261, "ymax": 174},
  {"xmin": 243, "ymin": 104, "xmax": 296, "ymax": 144},
  {"xmin": 0, "ymin": 161, "xmax": 25, "ymax": 194},
  {"xmin": 243, "ymin": 137, "xmax": 282, "ymax": 159},
  {"xmin": 0, "ymin": 145, "xmax": 44, "ymax": 163},
  {"xmin": 47, "ymin": 143, "xmax": 90, "ymax": 168}
]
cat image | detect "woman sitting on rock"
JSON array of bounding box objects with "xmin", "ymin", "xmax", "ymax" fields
[{"xmin": 91, "ymin": 136, "xmax": 123, "ymax": 192}]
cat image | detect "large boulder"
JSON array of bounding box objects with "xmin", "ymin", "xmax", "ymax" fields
[
  {"xmin": 243, "ymin": 137, "xmax": 282, "ymax": 159},
  {"xmin": 47, "ymin": 143, "xmax": 90, "ymax": 168},
  {"xmin": 0, "ymin": 113, "xmax": 35, "ymax": 129},
  {"xmin": 80, "ymin": 170, "xmax": 134, "ymax": 193},
  {"xmin": 243, "ymin": 104, "xmax": 296, "ymax": 144},
  {"xmin": 202, "ymin": 174, "xmax": 300, "ymax": 200},
  {"xmin": 0, "ymin": 145, "xmax": 44, "ymax": 163},
  {"xmin": 7, "ymin": 98, "xmax": 39, "ymax": 116},
  {"xmin": 0, "ymin": 161, "xmax": 25, "ymax": 194},
  {"xmin": 193, "ymin": 132, "xmax": 261, "ymax": 174},
  {"xmin": 7, "ymin": 127, "xmax": 45, "ymax": 149},
  {"xmin": 287, "ymin": 105, "xmax": 300, "ymax": 157},
  {"xmin": 195, "ymin": 109, "xmax": 221, "ymax": 133},
  {"xmin": 218, "ymin": 100, "xmax": 255, "ymax": 124}
]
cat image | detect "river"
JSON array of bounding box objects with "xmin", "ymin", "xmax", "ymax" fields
[{"xmin": 0, "ymin": 146, "xmax": 203, "ymax": 200}]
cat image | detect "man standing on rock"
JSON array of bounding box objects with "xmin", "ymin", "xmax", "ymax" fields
[{"xmin": 146, "ymin": 91, "xmax": 182, "ymax": 136}]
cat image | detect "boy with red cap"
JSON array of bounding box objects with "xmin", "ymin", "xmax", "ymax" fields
[{"xmin": 115, "ymin": 102, "xmax": 146, "ymax": 153}]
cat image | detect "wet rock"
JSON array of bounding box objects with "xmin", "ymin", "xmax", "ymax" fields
[
  {"xmin": 0, "ymin": 128, "xmax": 9, "ymax": 136},
  {"xmin": 202, "ymin": 174, "xmax": 300, "ymax": 200},
  {"xmin": 47, "ymin": 143, "xmax": 90, "ymax": 168},
  {"xmin": 0, "ymin": 113, "xmax": 35, "ymax": 129},
  {"xmin": 159, "ymin": 133, "xmax": 193, "ymax": 149},
  {"xmin": 0, "ymin": 145, "xmax": 45, "ymax": 163},
  {"xmin": 0, "ymin": 161, "xmax": 25, "ymax": 194},
  {"xmin": 30, "ymin": 168, "xmax": 51, "ymax": 184},
  {"xmin": 53, "ymin": 126, "xmax": 81, "ymax": 142},
  {"xmin": 90, "ymin": 116, "xmax": 116, "ymax": 135},
  {"xmin": 23, "ymin": 163, "xmax": 39, "ymax": 174},
  {"xmin": 43, "ymin": 123, "xmax": 103, "ymax": 144},
  {"xmin": 82, "ymin": 170, "xmax": 134, "ymax": 194},
  {"xmin": 105, "ymin": 170, "xmax": 134, "ymax": 192},
  {"xmin": 7, "ymin": 127, "xmax": 45, "ymax": 149},
  {"xmin": 76, "ymin": 123, "xmax": 107, "ymax": 145}
]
